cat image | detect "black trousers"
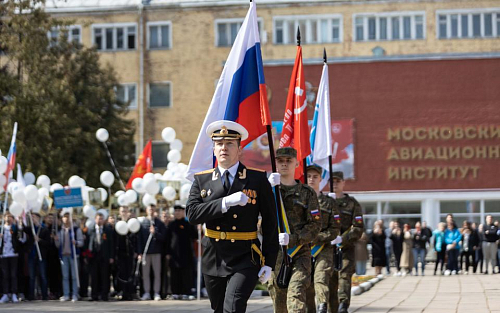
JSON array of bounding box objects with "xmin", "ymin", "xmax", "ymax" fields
[
  {"xmin": 90, "ymin": 256, "xmax": 110, "ymax": 300},
  {"xmin": 117, "ymin": 254, "xmax": 135, "ymax": 300},
  {"xmin": 434, "ymin": 249, "xmax": 446, "ymax": 273},
  {"xmin": 2, "ymin": 256, "xmax": 18, "ymax": 294},
  {"xmin": 204, "ymin": 267, "xmax": 259, "ymax": 313},
  {"xmin": 171, "ymin": 266, "xmax": 193, "ymax": 295},
  {"xmin": 460, "ymin": 250, "xmax": 475, "ymax": 272}
]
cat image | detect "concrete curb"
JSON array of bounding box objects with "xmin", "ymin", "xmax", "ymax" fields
[
  {"xmin": 251, "ymin": 290, "xmax": 269, "ymax": 298},
  {"xmin": 351, "ymin": 274, "xmax": 384, "ymax": 296}
]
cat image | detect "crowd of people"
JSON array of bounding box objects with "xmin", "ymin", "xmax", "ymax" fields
[
  {"xmin": 0, "ymin": 204, "xmax": 200, "ymax": 303},
  {"xmin": 358, "ymin": 213, "xmax": 500, "ymax": 276}
]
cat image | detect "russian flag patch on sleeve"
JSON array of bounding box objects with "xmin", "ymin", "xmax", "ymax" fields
[
  {"xmin": 355, "ymin": 216, "xmax": 363, "ymax": 224},
  {"xmin": 311, "ymin": 209, "xmax": 320, "ymax": 220}
]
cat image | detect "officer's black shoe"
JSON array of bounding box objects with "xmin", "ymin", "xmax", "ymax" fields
[
  {"xmin": 338, "ymin": 302, "xmax": 349, "ymax": 313},
  {"xmin": 317, "ymin": 303, "xmax": 327, "ymax": 313}
]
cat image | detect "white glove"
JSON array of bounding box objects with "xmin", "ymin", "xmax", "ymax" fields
[
  {"xmin": 258, "ymin": 265, "xmax": 272, "ymax": 284},
  {"xmin": 268, "ymin": 173, "xmax": 281, "ymax": 187},
  {"xmin": 328, "ymin": 192, "xmax": 336, "ymax": 199},
  {"xmin": 331, "ymin": 235, "xmax": 342, "ymax": 245},
  {"xmin": 279, "ymin": 233, "xmax": 289, "ymax": 246},
  {"xmin": 223, "ymin": 192, "xmax": 249, "ymax": 211}
]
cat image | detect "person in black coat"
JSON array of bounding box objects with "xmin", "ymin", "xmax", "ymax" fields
[
  {"xmin": 412, "ymin": 221, "xmax": 429, "ymax": 276},
  {"xmin": 166, "ymin": 205, "xmax": 197, "ymax": 298},
  {"xmin": 390, "ymin": 222, "xmax": 404, "ymax": 274},
  {"xmin": 460, "ymin": 220, "xmax": 479, "ymax": 274},
  {"xmin": 87, "ymin": 212, "xmax": 115, "ymax": 301},
  {"xmin": 115, "ymin": 206, "xmax": 137, "ymax": 301},
  {"xmin": 44, "ymin": 213, "xmax": 62, "ymax": 299},
  {"xmin": 186, "ymin": 120, "xmax": 279, "ymax": 313},
  {"xmin": 136, "ymin": 204, "xmax": 166, "ymax": 301},
  {"xmin": 370, "ymin": 222, "xmax": 386, "ymax": 275}
]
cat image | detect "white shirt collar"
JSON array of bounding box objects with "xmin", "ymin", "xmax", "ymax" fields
[{"xmin": 218, "ymin": 161, "xmax": 240, "ymax": 178}]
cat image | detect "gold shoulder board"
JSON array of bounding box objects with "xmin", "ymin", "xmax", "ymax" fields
[{"xmin": 195, "ymin": 169, "xmax": 215, "ymax": 175}]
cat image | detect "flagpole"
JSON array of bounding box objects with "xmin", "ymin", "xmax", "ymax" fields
[
  {"xmin": 296, "ymin": 27, "xmax": 308, "ymax": 183},
  {"xmin": 265, "ymin": 125, "xmax": 290, "ymax": 266},
  {"xmin": 323, "ymin": 48, "xmax": 334, "ymax": 193},
  {"xmin": 101, "ymin": 141, "xmax": 126, "ymax": 190}
]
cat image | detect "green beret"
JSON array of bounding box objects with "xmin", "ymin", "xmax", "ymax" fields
[{"xmin": 276, "ymin": 147, "xmax": 297, "ymax": 159}]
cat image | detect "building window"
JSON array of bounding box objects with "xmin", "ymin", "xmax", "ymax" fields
[
  {"xmin": 148, "ymin": 22, "xmax": 172, "ymax": 50},
  {"xmin": 215, "ymin": 18, "xmax": 263, "ymax": 47},
  {"xmin": 149, "ymin": 82, "xmax": 172, "ymax": 108},
  {"xmin": 152, "ymin": 142, "xmax": 169, "ymax": 168},
  {"xmin": 92, "ymin": 24, "xmax": 136, "ymax": 51},
  {"xmin": 354, "ymin": 12, "xmax": 425, "ymax": 42},
  {"xmin": 48, "ymin": 25, "xmax": 82, "ymax": 46},
  {"xmin": 116, "ymin": 84, "xmax": 137, "ymax": 109},
  {"xmin": 437, "ymin": 9, "xmax": 500, "ymax": 39},
  {"xmin": 273, "ymin": 14, "xmax": 342, "ymax": 45}
]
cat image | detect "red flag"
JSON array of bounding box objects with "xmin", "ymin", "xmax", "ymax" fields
[
  {"xmin": 279, "ymin": 45, "xmax": 311, "ymax": 181},
  {"xmin": 126, "ymin": 140, "xmax": 152, "ymax": 189}
]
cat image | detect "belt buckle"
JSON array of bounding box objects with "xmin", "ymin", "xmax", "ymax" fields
[{"xmin": 220, "ymin": 232, "xmax": 227, "ymax": 240}]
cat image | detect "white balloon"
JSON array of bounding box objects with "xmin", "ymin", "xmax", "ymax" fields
[
  {"xmin": 132, "ymin": 178, "xmax": 145, "ymax": 194},
  {"xmin": 137, "ymin": 216, "xmax": 146, "ymax": 224},
  {"xmin": 170, "ymin": 139, "xmax": 183, "ymax": 151},
  {"xmin": 161, "ymin": 127, "xmax": 176, "ymax": 143},
  {"xmin": 50, "ymin": 183, "xmax": 63, "ymax": 193},
  {"xmin": 142, "ymin": 193, "xmax": 157, "ymax": 207},
  {"xmin": 118, "ymin": 194, "xmax": 128, "ymax": 206},
  {"xmin": 0, "ymin": 156, "xmax": 7, "ymax": 174},
  {"xmin": 177, "ymin": 163, "xmax": 188, "ymax": 174},
  {"xmin": 96, "ymin": 128, "xmax": 109, "ymax": 143},
  {"xmin": 125, "ymin": 189, "xmax": 137, "ymax": 204},
  {"xmin": 100, "ymin": 171, "xmax": 115, "ymax": 187},
  {"xmin": 0, "ymin": 174, "xmax": 6, "ymax": 187},
  {"xmin": 85, "ymin": 220, "xmax": 95, "ymax": 229},
  {"xmin": 97, "ymin": 187, "xmax": 108, "ymax": 202},
  {"xmin": 180, "ymin": 183, "xmax": 192, "ymax": 200},
  {"xmin": 24, "ymin": 172, "xmax": 36, "ymax": 185},
  {"xmin": 12, "ymin": 189, "xmax": 26, "ymax": 204},
  {"xmin": 24, "ymin": 185, "xmax": 39, "ymax": 202},
  {"xmin": 154, "ymin": 173, "xmax": 163, "ymax": 180},
  {"xmin": 127, "ymin": 218, "xmax": 141, "ymax": 233},
  {"xmin": 8, "ymin": 182, "xmax": 21, "ymax": 194},
  {"xmin": 167, "ymin": 150, "xmax": 181, "ymax": 163},
  {"xmin": 115, "ymin": 220, "xmax": 129, "ymax": 235},
  {"xmin": 162, "ymin": 186, "xmax": 176, "ymax": 201},
  {"xmin": 144, "ymin": 177, "xmax": 159, "ymax": 195},
  {"xmin": 30, "ymin": 199, "xmax": 42, "ymax": 213},
  {"xmin": 163, "ymin": 170, "xmax": 174, "ymax": 180},
  {"xmin": 9, "ymin": 202, "xmax": 24, "ymax": 217},
  {"xmin": 143, "ymin": 173, "xmax": 155, "ymax": 181},
  {"xmin": 83, "ymin": 205, "xmax": 96, "ymax": 219},
  {"xmin": 38, "ymin": 187, "xmax": 49, "ymax": 201},
  {"xmin": 68, "ymin": 175, "xmax": 81, "ymax": 187},
  {"xmin": 36, "ymin": 175, "xmax": 51, "ymax": 189},
  {"xmin": 115, "ymin": 190, "xmax": 125, "ymax": 197},
  {"xmin": 167, "ymin": 162, "xmax": 178, "ymax": 171},
  {"xmin": 97, "ymin": 208, "xmax": 109, "ymax": 220}
]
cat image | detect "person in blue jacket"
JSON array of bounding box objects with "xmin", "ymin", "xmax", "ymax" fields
[
  {"xmin": 433, "ymin": 222, "xmax": 446, "ymax": 275},
  {"xmin": 444, "ymin": 222, "xmax": 462, "ymax": 275}
]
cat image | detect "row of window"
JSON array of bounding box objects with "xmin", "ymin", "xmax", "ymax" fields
[
  {"xmin": 49, "ymin": 8, "xmax": 500, "ymax": 50},
  {"xmin": 116, "ymin": 82, "xmax": 171, "ymax": 109}
]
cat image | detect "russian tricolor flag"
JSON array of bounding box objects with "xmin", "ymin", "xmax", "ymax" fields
[
  {"xmin": 186, "ymin": 1, "xmax": 270, "ymax": 180},
  {"xmin": 4, "ymin": 122, "xmax": 17, "ymax": 190}
]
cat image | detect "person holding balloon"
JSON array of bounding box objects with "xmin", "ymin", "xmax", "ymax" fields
[
  {"xmin": 54, "ymin": 211, "xmax": 84, "ymax": 302},
  {"xmin": 115, "ymin": 206, "xmax": 139, "ymax": 301}
]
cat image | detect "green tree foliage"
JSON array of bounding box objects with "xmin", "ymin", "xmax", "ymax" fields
[{"xmin": 0, "ymin": 0, "xmax": 135, "ymax": 189}]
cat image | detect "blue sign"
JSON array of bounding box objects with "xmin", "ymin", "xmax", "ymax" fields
[{"xmin": 53, "ymin": 187, "xmax": 84, "ymax": 209}]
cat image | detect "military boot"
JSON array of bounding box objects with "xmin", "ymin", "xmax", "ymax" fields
[
  {"xmin": 317, "ymin": 302, "xmax": 327, "ymax": 313},
  {"xmin": 338, "ymin": 302, "xmax": 349, "ymax": 313}
]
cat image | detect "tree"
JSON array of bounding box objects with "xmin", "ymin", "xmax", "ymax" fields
[{"xmin": 0, "ymin": 0, "xmax": 135, "ymax": 189}]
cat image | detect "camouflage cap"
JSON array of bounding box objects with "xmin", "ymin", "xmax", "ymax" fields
[
  {"xmin": 276, "ymin": 147, "xmax": 297, "ymax": 159},
  {"xmin": 332, "ymin": 171, "xmax": 344, "ymax": 180},
  {"xmin": 306, "ymin": 164, "xmax": 322, "ymax": 174}
]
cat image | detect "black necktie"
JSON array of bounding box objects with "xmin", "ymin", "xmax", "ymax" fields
[{"xmin": 223, "ymin": 171, "xmax": 231, "ymax": 194}]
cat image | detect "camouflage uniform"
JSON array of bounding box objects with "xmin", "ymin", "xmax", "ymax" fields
[
  {"xmin": 305, "ymin": 193, "xmax": 341, "ymax": 312},
  {"xmin": 267, "ymin": 183, "xmax": 321, "ymax": 313},
  {"xmin": 328, "ymin": 193, "xmax": 364, "ymax": 313}
]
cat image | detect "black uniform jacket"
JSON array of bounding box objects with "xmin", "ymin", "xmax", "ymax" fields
[{"xmin": 187, "ymin": 163, "xmax": 279, "ymax": 277}]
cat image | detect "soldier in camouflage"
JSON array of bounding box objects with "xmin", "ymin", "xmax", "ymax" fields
[
  {"xmin": 328, "ymin": 171, "xmax": 364, "ymax": 313},
  {"xmin": 304, "ymin": 165, "xmax": 341, "ymax": 313},
  {"xmin": 266, "ymin": 147, "xmax": 321, "ymax": 313}
]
